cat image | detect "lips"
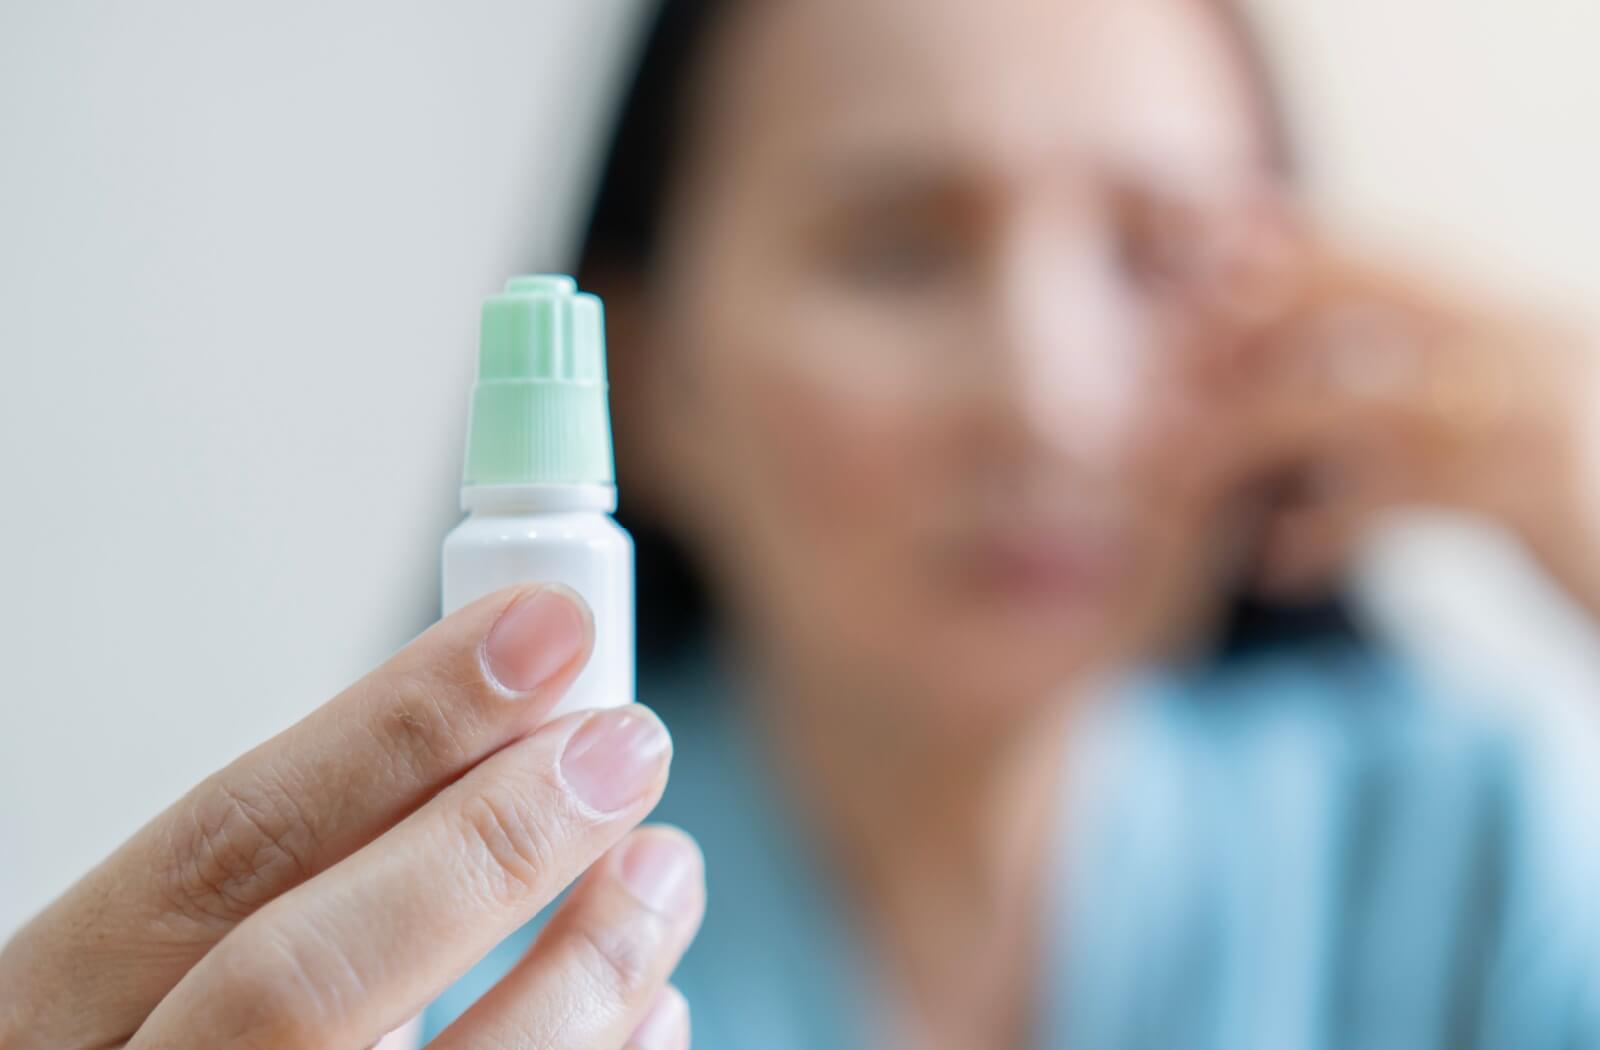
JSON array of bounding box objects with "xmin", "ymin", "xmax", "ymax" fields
[{"xmin": 964, "ymin": 521, "xmax": 1130, "ymax": 601}]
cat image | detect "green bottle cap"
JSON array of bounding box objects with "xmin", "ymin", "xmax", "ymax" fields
[{"xmin": 462, "ymin": 275, "xmax": 615, "ymax": 487}]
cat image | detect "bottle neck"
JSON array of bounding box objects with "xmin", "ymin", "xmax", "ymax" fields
[{"xmin": 460, "ymin": 483, "xmax": 617, "ymax": 515}]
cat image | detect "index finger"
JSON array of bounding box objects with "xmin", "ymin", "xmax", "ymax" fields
[{"xmin": 0, "ymin": 584, "xmax": 596, "ymax": 1047}]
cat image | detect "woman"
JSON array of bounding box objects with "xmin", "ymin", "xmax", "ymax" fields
[
  {"xmin": 6, "ymin": 0, "xmax": 1599, "ymax": 1047},
  {"xmin": 458, "ymin": 0, "xmax": 1600, "ymax": 1043}
]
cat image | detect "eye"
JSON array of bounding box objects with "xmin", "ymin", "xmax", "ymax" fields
[
  {"xmin": 826, "ymin": 215, "xmax": 966, "ymax": 292},
  {"xmin": 1117, "ymin": 196, "xmax": 1214, "ymax": 295}
]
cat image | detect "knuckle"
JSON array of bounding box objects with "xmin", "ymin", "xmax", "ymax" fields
[
  {"xmin": 567, "ymin": 911, "xmax": 658, "ymax": 1005},
  {"xmin": 453, "ymin": 773, "xmax": 568, "ymax": 904},
  {"xmin": 373, "ymin": 660, "xmax": 490, "ymax": 785},
  {"xmin": 198, "ymin": 928, "xmax": 340, "ymax": 1050},
  {"xmin": 163, "ymin": 771, "xmax": 321, "ymax": 926}
]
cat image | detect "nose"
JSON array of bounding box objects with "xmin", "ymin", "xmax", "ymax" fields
[{"xmin": 977, "ymin": 228, "xmax": 1146, "ymax": 467}]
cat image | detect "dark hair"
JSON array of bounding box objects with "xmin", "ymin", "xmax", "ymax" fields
[
  {"xmin": 578, "ymin": 0, "xmax": 1362, "ymax": 667},
  {"xmin": 579, "ymin": 0, "xmax": 736, "ymax": 665}
]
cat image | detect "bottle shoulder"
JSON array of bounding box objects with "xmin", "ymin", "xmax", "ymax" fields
[{"xmin": 443, "ymin": 510, "xmax": 632, "ymax": 552}]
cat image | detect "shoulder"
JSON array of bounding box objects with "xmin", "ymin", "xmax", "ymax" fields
[
  {"xmin": 1174, "ymin": 644, "xmax": 1600, "ymax": 874},
  {"xmin": 1177, "ymin": 644, "xmax": 1600, "ymax": 1042},
  {"xmin": 1177, "ymin": 642, "xmax": 1598, "ymax": 788}
]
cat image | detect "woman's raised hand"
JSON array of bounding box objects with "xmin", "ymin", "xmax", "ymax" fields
[
  {"xmin": 1176, "ymin": 217, "xmax": 1600, "ymax": 611},
  {"xmin": 0, "ymin": 585, "xmax": 699, "ymax": 1050}
]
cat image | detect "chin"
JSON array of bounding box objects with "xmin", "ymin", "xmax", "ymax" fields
[{"xmin": 903, "ymin": 619, "xmax": 1120, "ymax": 725}]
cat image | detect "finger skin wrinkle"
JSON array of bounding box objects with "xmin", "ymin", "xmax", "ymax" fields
[
  {"xmin": 532, "ymin": 986, "xmax": 588, "ymax": 1050},
  {"xmin": 451, "ymin": 771, "xmax": 571, "ymax": 907},
  {"xmin": 270, "ymin": 910, "xmax": 374, "ymax": 1038},
  {"xmin": 173, "ymin": 915, "xmax": 362, "ymax": 1050},
  {"xmin": 563, "ymin": 908, "xmax": 665, "ymax": 1010},
  {"xmin": 161, "ymin": 771, "xmax": 322, "ymax": 928},
  {"xmin": 367, "ymin": 659, "xmax": 494, "ymax": 791}
]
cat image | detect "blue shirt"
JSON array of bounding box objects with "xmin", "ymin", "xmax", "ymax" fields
[{"xmin": 427, "ymin": 644, "xmax": 1600, "ymax": 1048}]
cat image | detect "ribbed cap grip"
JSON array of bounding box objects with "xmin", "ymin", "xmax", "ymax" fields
[{"xmin": 463, "ymin": 275, "xmax": 615, "ymax": 486}]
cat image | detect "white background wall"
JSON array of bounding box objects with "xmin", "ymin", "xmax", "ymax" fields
[
  {"xmin": 3, "ymin": 0, "xmax": 1599, "ymax": 939},
  {"xmin": 0, "ymin": 0, "xmax": 642, "ymax": 936}
]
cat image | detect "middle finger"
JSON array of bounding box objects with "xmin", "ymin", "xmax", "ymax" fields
[
  {"xmin": 128, "ymin": 704, "xmax": 673, "ymax": 1049},
  {"xmin": 10, "ymin": 585, "xmax": 593, "ymax": 1043}
]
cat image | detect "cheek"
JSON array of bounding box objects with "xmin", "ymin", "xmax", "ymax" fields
[
  {"xmin": 751, "ymin": 357, "xmax": 929, "ymax": 520},
  {"xmin": 682, "ymin": 321, "xmax": 954, "ymax": 651}
]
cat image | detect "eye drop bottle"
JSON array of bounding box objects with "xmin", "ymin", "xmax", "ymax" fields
[{"xmin": 442, "ymin": 275, "xmax": 633, "ymax": 715}]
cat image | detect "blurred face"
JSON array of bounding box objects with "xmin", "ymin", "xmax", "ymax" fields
[{"xmin": 623, "ymin": 0, "xmax": 1277, "ymax": 711}]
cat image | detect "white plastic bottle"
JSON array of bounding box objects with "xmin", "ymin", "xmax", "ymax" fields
[{"xmin": 441, "ymin": 275, "xmax": 634, "ymax": 716}]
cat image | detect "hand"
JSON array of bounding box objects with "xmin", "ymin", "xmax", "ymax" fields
[
  {"xmin": 1182, "ymin": 224, "xmax": 1600, "ymax": 608},
  {"xmin": 0, "ymin": 585, "xmax": 701, "ymax": 1050}
]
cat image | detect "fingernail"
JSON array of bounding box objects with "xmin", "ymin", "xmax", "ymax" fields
[
  {"xmin": 628, "ymin": 986, "xmax": 689, "ymax": 1050},
  {"xmin": 618, "ymin": 830, "xmax": 701, "ymax": 918},
  {"xmin": 483, "ymin": 588, "xmax": 589, "ymax": 694},
  {"xmin": 560, "ymin": 707, "xmax": 671, "ymax": 814}
]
